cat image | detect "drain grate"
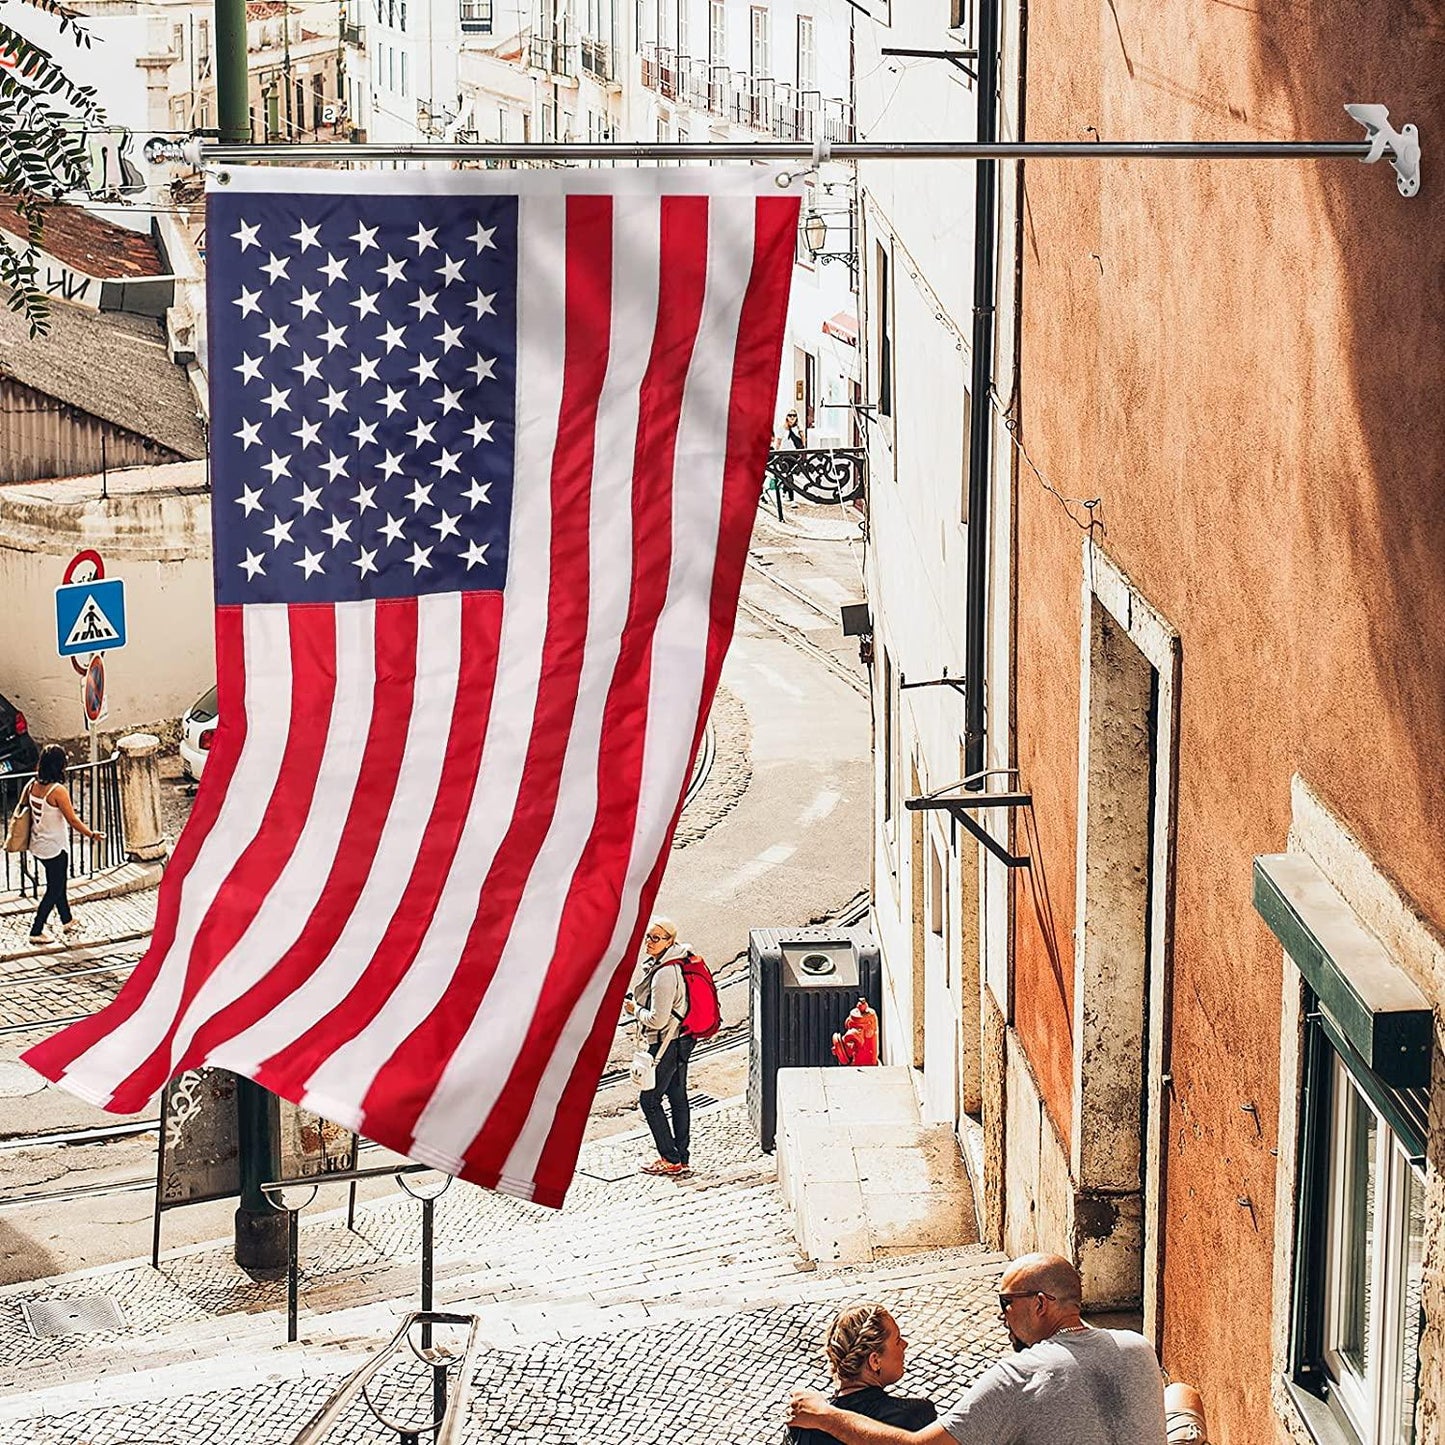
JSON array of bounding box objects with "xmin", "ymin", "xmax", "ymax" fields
[
  {"xmin": 20, "ymin": 1295, "xmax": 126, "ymax": 1338},
  {"xmin": 688, "ymin": 1091, "xmax": 719, "ymax": 1110}
]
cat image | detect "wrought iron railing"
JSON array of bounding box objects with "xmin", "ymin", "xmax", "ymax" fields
[
  {"xmin": 580, "ymin": 34, "xmax": 611, "ymax": 81},
  {"xmin": 1, "ymin": 753, "xmax": 125, "ymax": 898},
  {"xmin": 763, "ymin": 447, "xmax": 867, "ymax": 510},
  {"xmin": 528, "ymin": 34, "xmax": 576, "ymax": 77}
]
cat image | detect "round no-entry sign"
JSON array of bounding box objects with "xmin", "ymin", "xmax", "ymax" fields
[
  {"xmin": 65, "ymin": 551, "xmax": 106, "ymax": 675},
  {"xmin": 83, "ymin": 655, "xmax": 106, "ymax": 724},
  {"xmin": 64, "ymin": 549, "xmax": 105, "ymax": 585}
]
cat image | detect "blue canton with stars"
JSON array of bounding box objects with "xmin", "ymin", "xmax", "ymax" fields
[{"xmin": 207, "ymin": 190, "xmax": 518, "ymax": 606}]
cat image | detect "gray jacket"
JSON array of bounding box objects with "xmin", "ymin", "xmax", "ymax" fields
[{"xmin": 632, "ymin": 943, "xmax": 690, "ymax": 1051}]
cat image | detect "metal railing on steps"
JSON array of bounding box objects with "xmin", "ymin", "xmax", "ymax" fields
[
  {"xmin": 287, "ymin": 1311, "xmax": 483, "ymax": 1445},
  {"xmin": 1, "ymin": 753, "xmax": 125, "ymax": 898}
]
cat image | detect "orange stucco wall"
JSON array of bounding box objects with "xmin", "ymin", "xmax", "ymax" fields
[{"xmin": 1011, "ymin": 3, "xmax": 1444, "ymax": 1440}]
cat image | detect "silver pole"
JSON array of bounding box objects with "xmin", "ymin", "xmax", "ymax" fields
[{"xmin": 193, "ymin": 138, "xmax": 1379, "ymax": 164}]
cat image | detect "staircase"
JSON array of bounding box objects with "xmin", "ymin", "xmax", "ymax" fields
[{"xmin": 0, "ymin": 1100, "xmax": 1007, "ymax": 1443}]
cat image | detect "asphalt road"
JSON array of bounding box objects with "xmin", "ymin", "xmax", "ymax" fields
[{"xmin": 0, "ymin": 501, "xmax": 872, "ymax": 1283}]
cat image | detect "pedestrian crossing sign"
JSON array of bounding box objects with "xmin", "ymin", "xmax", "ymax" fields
[{"xmin": 55, "ymin": 578, "xmax": 127, "ymax": 657}]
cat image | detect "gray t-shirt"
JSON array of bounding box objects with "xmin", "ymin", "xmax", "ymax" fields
[{"xmin": 940, "ymin": 1327, "xmax": 1166, "ymax": 1445}]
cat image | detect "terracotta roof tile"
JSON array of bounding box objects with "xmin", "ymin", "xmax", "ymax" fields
[{"xmin": 0, "ymin": 199, "xmax": 165, "ymax": 279}]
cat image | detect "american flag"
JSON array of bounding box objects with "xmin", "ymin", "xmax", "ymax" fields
[{"xmin": 24, "ymin": 168, "xmax": 800, "ymax": 1206}]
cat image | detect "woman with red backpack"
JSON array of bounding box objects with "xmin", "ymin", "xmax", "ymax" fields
[{"xmin": 624, "ymin": 914, "xmax": 714, "ymax": 1179}]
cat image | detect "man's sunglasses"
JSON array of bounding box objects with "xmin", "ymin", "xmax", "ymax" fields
[{"xmin": 998, "ymin": 1290, "xmax": 1055, "ymax": 1313}]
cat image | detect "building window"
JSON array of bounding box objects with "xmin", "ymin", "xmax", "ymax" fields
[
  {"xmin": 874, "ymin": 240, "xmax": 893, "ymax": 418},
  {"xmin": 400, "ymin": 50, "xmax": 408, "ymax": 97},
  {"xmin": 197, "ymin": 17, "xmax": 210, "ymax": 60},
  {"xmin": 459, "ymin": 0, "xmax": 493, "ymax": 33},
  {"xmin": 1294, "ymin": 1011, "xmax": 1426, "ymax": 1445},
  {"xmin": 676, "ymin": 0, "xmax": 689, "ymax": 56},
  {"xmin": 796, "ymin": 14, "xmax": 814, "ymax": 92},
  {"xmin": 749, "ymin": 5, "xmax": 769, "ymax": 77},
  {"xmin": 709, "ymin": 0, "xmax": 725, "ymax": 63},
  {"xmin": 950, "ymin": 0, "xmax": 974, "ymax": 41}
]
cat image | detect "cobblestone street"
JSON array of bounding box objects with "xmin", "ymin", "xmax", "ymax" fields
[{"xmin": 0, "ymin": 1100, "xmax": 1006, "ymax": 1443}]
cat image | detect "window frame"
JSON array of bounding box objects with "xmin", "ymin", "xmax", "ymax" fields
[
  {"xmin": 1292, "ymin": 1001, "xmax": 1426, "ymax": 1445},
  {"xmin": 708, "ymin": 0, "xmax": 725, "ymax": 63},
  {"xmin": 795, "ymin": 13, "xmax": 815, "ymax": 92},
  {"xmin": 749, "ymin": 5, "xmax": 770, "ymax": 78}
]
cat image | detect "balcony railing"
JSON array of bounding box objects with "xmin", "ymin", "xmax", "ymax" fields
[
  {"xmin": 580, "ymin": 34, "xmax": 612, "ymax": 82},
  {"xmin": 341, "ymin": 19, "xmax": 363, "ymax": 46},
  {"xmin": 641, "ymin": 43, "xmax": 677, "ymax": 99},
  {"xmin": 528, "ymin": 33, "xmax": 576, "ymax": 77}
]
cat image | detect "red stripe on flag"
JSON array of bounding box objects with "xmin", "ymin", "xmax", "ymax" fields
[
  {"xmin": 358, "ymin": 193, "xmax": 615, "ymax": 1140},
  {"xmin": 252, "ymin": 589, "xmax": 502, "ymax": 1098},
  {"xmin": 20, "ymin": 606, "xmax": 252, "ymax": 1088},
  {"xmin": 458, "ymin": 194, "xmax": 711, "ymax": 1178},
  {"xmin": 172, "ymin": 597, "xmax": 419, "ymax": 1082},
  {"xmin": 103, "ymin": 605, "xmax": 341, "ymax": 1112},
  {"xmin": 528, "ymin": 193, "xmax": 801, "ymax": 1204}
]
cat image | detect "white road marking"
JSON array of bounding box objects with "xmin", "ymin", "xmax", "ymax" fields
[
  {"xmin": 710, "ymin": 842, "xmax": 797, "ymax": 899},
  {"xmin": 798, "ymin": 788, "xmax": 842, "ymax": 826}
]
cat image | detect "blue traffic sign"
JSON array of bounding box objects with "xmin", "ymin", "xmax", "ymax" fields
[{"xmin": 56, "ymin": 578, "xmax": 127, "ymax": 657}]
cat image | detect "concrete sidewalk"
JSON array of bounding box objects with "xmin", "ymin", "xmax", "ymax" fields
[{"xmin": 0, "ymin": 1100, "xmax": 1008, "ymax": 1444}]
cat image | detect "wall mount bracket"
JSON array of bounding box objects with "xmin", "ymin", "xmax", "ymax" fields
[
  {"xmin": 880, "ymin": 46, "xmax": 979, "ymax": 83},
  {"xmin": 905, "ymin": 787, "xmax": 1033, "ymax": 869},
  {"xmin": 1344, "ymin": 103, "xmax": 1421, "ymax": 197},
  {"xmin": 899, "ymin": 671, "xmax": 967, "ymax": 695}
]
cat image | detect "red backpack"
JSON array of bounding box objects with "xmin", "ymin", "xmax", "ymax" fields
[{"xmin": 675, "ymin": 953, "xmax": 722, "ymax": 1040}]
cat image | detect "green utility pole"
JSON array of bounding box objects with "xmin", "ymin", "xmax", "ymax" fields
[
  {"xmin": 215, "ymin": 0, "xmax": 249, "ymax": 143},
  {"xmin": 215, "ymin": 0, "xmax": 287, "ymax": 1277}
]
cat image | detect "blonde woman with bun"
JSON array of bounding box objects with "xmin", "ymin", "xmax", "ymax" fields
[{"xmin": 787, "ymin": 1304, "xmax": 936, "ymax": 1444}]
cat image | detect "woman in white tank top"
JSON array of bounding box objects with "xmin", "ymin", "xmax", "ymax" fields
[{"xmin": 25, "ymin": 744, "xmax": 101, "ymax": 945}]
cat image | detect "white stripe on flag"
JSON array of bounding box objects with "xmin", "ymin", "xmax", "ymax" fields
[
  {"xmin": 411, "ymin": 193, "xmax": 660, "ymax": 1160},
  {"xmin": 163, "ymin": 601, "xmax": 378, "ymax": 1069},
  {"xmin": 500, "ymin": 195, "xmax": 757, "ymax": 1185},
  {"xmin": 207, "ymin": 595, "xmax": 463, "ymax": 1084},
  {"xmin": 57, "ymin": 605, "xmax": 295, "ymax": 1101},
  {"xmin": 298, "ymin": 192, "xmax": 566, "ymax": 1123}
]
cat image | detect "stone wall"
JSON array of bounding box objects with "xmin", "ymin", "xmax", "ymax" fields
[{"xmin": 0, "ymin": 461, "xmax": 214, "ymax": 744}]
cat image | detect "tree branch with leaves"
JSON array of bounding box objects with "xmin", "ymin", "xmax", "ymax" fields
[{"xmin": 0, "ymin": 0, "xmax": 104, "ymax": 335}]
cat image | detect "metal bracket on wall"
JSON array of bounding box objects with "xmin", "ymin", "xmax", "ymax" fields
[
  {"xmin": 1344, "ymin": 103, "xmax": 1421, "ymax": 197},
  {"xmin": 880, "ymin": 46, "xmax": 979, "ymax": 83},
  {"xmin": 899, "ymin": 672, "xmax": 968, "ymax": 695},
  {"xmin": 905, "ymin": 788, "xmax": 1033, "ymax": 869}
]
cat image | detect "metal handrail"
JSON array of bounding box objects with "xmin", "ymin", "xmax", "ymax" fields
[
  {"xmin": 288, "ymin": 1311, "xmax": 482, "ymax": 1445},
  {"xmin": 1, "ymin": 752, "xmax": 126, "ymax": 898},
  {"xmin": 262, "ymin": 1162, "xmax": 452, "ymax": 1345}
]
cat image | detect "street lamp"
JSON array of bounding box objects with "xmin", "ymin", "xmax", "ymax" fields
[
  {"xmin": 802, "ymin": 209, "xmax": 857, "ymax": 283},
  {"xmin": 803, "ymin": 210, "xmax": 829, "ymax": 258}
]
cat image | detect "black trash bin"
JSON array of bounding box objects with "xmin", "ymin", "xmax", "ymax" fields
[{"xmin": 747, "ymin": 925, "xmax": 883, "ymax": 1152}]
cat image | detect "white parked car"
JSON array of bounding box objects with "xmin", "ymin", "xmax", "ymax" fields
[{"xmin": 179, "ymin": 685, "xmax": 218, "ymax": 781}]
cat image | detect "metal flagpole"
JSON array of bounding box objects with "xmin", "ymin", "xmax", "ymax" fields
[
  {"xmin": 145, "ymin": 115, "xmax": 1422, "ymax": 193},
  {"xmin": 171, "ymin": 137, "xmax": 1388, "ymax": 164}
]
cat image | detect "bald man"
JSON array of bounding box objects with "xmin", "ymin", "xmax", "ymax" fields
[{"xmin": 788, "ymin": 1254, "xmax": 1167, "ymax": 1444}]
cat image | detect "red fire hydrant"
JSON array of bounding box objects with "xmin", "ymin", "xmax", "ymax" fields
[{"xmin": 832, "ymin": 997, "xmax": 880, "ymax": 1066}]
